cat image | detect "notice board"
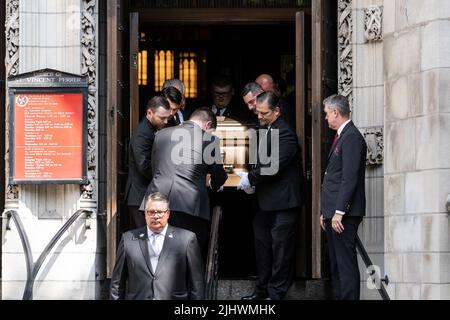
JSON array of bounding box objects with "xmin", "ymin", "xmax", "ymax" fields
[{"xmin": 8, "ymin": 69, "xmax": 88, "ymax": 184}]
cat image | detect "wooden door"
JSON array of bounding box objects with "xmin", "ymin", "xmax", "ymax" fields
[
  {"xmin": 311, "ymin": 0, "xmax": 324, "ymax": 279},
  {"xmin": 106, "ymin": 0, "xmax": 129, "ymax": 277},
  {"xmin": 310, "ymin": 0, "xmax": 339, "ymax": 279},
  {"xmin": 129, "ymin": 12, "xmax": 140, "ymax": 134},
  {"xmin": 295, "ymin": 11, "xmax": 308, "ymax": 277}
]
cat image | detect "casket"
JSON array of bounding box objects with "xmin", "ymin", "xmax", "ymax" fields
[{"xmin": 213, "ymin": 116, "xmax": 250, "ymax": 187}]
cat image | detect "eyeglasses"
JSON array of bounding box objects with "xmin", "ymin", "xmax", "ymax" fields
[{"xmin": 145, "ymin": 209, "xmax": 168, "ymax": 217}]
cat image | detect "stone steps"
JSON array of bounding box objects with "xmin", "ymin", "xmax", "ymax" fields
[
  {"xmin": 217, "ymin": 279, "xmax": 333, "ymax": 300},
  {"xmin": 98, "ymin": 278, "xmax": 333, "ymax": 300}
]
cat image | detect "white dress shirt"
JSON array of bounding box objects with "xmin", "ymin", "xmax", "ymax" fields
[
  {"xmin": 177, "ymin": 110, "xmax": 184, "ymax": 124},
  {"xmin": 337, "ymin": 119, "xmax": 351, "ymax": 136},
  {"xmin": 211, "ymin": 105, "xmax": 227, "ymax": 116}
]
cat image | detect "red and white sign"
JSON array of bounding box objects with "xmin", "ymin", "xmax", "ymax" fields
[{"xmin": 13, "ymin": 93, "xmax": 83, "ymax": 182}]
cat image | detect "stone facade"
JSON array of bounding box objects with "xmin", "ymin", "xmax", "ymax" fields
[
  {"xmin": 383, "ymin": 0, "xmax": 450, "ymax": 299},
  {"xmin": 341, "ymin": 0, "xmax": 385, "ymax": 300},
  {"xmin": 2, "ymin": 0, "xmax": 102, "ymax": 300},
  {"xmin": 341, "ymin": 0, "xmax": 450, "ymax": 300}
]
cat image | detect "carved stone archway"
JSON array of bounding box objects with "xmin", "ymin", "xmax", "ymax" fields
[
  {"xmin": 5, "ymin": 0, "xmax": 19, "ymax": 203},
  {"xmin": 338, "ymin": 0, "xmax": 353, "ymax": 106}
]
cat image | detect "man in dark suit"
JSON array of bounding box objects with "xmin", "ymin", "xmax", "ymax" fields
[
  {"xmin": 210, "ymin": 75, "xmax": 234, "ymax": 117},
  {"xmin": 238, "ymin": 91, "xmax": 305, "ymax": 300},
  {"xmin": 241, "ymin": 81, "xmax": 264, "ymax": 127},
  {"xmin": 124, "ymin": 96, "xmax": 172, "ymax": 229},
  {"xmin": 162, "ymin": 86, "xmax": 183, "ymax": 127},
  {"xmin": 110, "ymin": 192, "xmax": 204, "ymax": 300},
  {"xmin": 163, "ymin": 79, "xmax": 186, "ymax": 126},
  {"xmin": 320, "ymin": 94, "xmax": 367, "ymax": 300},
  {"xmin": 141, "ymin": 107, "xmax": 228, "ymax": 260},
  {"xmin": 209, "ymin": 75, "xmax": 246, "ymax": 121}
]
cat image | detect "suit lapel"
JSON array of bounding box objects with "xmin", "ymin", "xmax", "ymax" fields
[
  {"xmin": 137, "ymin": 229, "xmax": 154, "ymax": 275},
  {"xmin": 154, "ymin": 225, "xmax": 175, "ymax": 275},
  {"xmin": 327, "ymin": 138, "xmax": 338, "ymax": 160}
]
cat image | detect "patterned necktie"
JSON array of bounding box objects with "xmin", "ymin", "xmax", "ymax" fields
[{"xmin": 150, "ymin": 233, "xmax": 161, "ymax": 256}]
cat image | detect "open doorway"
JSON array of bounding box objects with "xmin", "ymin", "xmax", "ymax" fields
[
  {"xmin": 132, "ymin": 19, "xmax": 305, "ymax": 279},
  {"xmin": 105, "ymin": 0, "xmax": 339, "ymax": 282},
  {"xmin": 137, "ymin": 24, "xmax": 296, "ymax": 120}
]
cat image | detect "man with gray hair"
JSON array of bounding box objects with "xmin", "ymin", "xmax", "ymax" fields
[
  {"xmin": 241, "ymin": 82, "xmax": 263, "ymax": 126},
  {"xmin": 110, "ymin": 192, "xmax": 204, "ymax": 300},
  {"xmin": 320, "ymin": 94, "xmax": 367, "ymax": 300}
]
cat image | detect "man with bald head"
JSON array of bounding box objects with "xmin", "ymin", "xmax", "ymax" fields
[
  {"xmin": 255, "ymin": 74, "xmax": 295, "ymax": 130},
  {"xmin": 255, "ymin": 74, "xmax": 280, "ymax": 95}
]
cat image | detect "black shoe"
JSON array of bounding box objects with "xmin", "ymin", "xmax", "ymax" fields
[{"xmin": 241, "ymin": 293, "xmax": 268, "ymax": 300}]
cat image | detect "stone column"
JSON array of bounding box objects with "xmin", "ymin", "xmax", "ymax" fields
[
  {"xmin": 384, "ymin": 0, "xmax": 450, "ymax": 299},
  {"xmin": 2, "ymin": 0, "xmax": 102, "ymax": 299},
  {"xmin": 341, "ymin": 0, "xmax": 385, "ymax": 299}
]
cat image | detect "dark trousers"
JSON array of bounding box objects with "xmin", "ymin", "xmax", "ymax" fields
[
  {"xmin": 169, "ymin": 211, "xmax": 210, "ymax": 264},
  {"xmin": 253, "ymin": 208, "xmax": 299, "ymax": 300},
  {"xmin": 128, "ymin": 205, "xmax": 146, "ymax": 230},
  {"xmin": 325, "ymin": 216, "xmax": 362, "ymax": 300}
]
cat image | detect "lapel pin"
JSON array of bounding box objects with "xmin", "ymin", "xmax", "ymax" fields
[
  {"xmin": 168, "ymin": 233, "xmax": 174, "ymax": 238},
  {"xmin": 139, "ymin": 233, "xmax": 145, "ymax": 238}
]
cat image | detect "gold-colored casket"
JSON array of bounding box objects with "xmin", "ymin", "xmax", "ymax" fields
[{"xmin": 214, "ymin": 116, "xmax": 250, "ymax": 187}]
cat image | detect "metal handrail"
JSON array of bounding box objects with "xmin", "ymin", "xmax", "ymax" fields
[
  {"xmin": 356, "ymin": 234, "xmax": 390, "ymax": 300},
  {"xmin": 205, "ymin": 206, "xmax": 222, "ymax": 300},
  {"xmin": 4, "ymin": 209, "xmax": 93, "ymax": 300},
  {"xmin": 202, "ymin": 208, "xmax": 390, "ymax": 300},
  {"xmin": 4, "ymin": 210, "xmax": 34, "ymax": 290}
]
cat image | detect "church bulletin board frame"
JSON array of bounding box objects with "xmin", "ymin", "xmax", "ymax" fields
[{"xmin": 8, "ymin": 69, "xmax": 88, "ymax": 184}]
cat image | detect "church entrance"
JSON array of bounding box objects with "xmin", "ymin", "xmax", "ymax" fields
[
  {"xmin": 104, "ymin": 0, "xmax": 338, "ymax": 281},
  {"xmin": 134, "ymin": 22, "xmax": 298, "ymax": 278}
]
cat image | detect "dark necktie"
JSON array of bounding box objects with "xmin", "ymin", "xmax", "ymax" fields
[
  {"xmin": 173, "ymin": 113, "xmax": 180, "ymax": 125},
  {"xmin": 215, "ymin": 108, "xmax": 221, "ymax": 116},
  {"xmin": 332, "ymin": 132, "xmax": 339, "ymax": 146}
]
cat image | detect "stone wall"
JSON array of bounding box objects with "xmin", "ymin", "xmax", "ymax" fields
[
  {"xmin": 383, "ymin": 0, "xmax": 450, "ymax": 299},
  {"xmin": 341, "ymin": 0, "xmax": 385, "ymax": 300},
  {"xmin": 2, "ymin": 0, "xmax": 101, "ymax": 300}
]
